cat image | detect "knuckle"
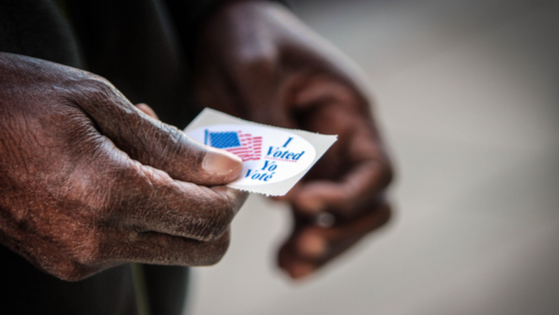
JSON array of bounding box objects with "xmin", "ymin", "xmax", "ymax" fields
[
  {"xmin": 192, "ymin": 194, "xmax": 235, "ymax": 242},
  {"xmin": 108, "ymin": 160, "xmax": 155, "ymax": 204},
  {"xmin": 65, "ymin": 168, "xmax": 114, "ymax": 217},
  {"xmin": 191, "ymin": 233, "xmax": 231, "ymax": 266},
  {"xmin": 375, "ymin": 155, "xmax": 394, "ymax": 189},
  {"xmin": 82, "ymin": 76, "xmax": 113, "ymax": 93},
  {"xmin": 197, "ymin": 215, "xmax": 233, "ymax": 243},
  {"xmin": 75, "ymin": 76, "xmax": 120, "ymax": 105},
  {"xmin": 43, "ymin": 252, "xmax": 100, "ymax": 281},
  {"xmin": 235, "ymin": 44, "xmax": 277, "ymax": 75},
  {"xmin": 53, "ymin": 264, "xmax": 95, "ymax": 282},
  {"xmin": 69, "ymin": 232, "xmax": 104, "ymax": 267},
  {"xmin": 382, "ymin": 161, "xmax": 395, "ymax": 186},
  {"xmin": 207, "ymin": 198, "xmax": 235, "ymax": 241}
]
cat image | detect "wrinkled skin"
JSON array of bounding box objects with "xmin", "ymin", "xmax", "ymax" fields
[
  {"xmin": 196, "ymin": 1, "xmax": 394, "ymax": 279},
  {"xmin": 0, "ymin": 0, "xmax": 393, "ymax": 283},
  {"xmin": 0, "ymin": 53, "xmax": 248, "ymax": 281}
]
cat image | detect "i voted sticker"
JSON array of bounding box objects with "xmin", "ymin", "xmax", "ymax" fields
[
  {"xmin": 184, "ymin": 109, "xmax": 337, "ymax": 196},
  {"xmin": 187, "ymin": 125, "xmax": 316, "ymax": 185}
]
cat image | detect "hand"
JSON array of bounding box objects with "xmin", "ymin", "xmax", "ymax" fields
[
  {"xmin": 195, "ymin": 1, "xmax": 393, "ymax": 279},
  {"xmin": 0, "ymin": 53, "xmax": 247, "ymax": 281}
]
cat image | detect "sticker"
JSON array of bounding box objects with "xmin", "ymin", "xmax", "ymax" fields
[{"xmin": 184, "ymin": 108, "xmax": 337, "ymax": 196}]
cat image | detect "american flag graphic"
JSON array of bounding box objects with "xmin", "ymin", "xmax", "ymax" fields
[{"xmin": 205, "ymin": 130, "xmax": 262, "ymax": 161}]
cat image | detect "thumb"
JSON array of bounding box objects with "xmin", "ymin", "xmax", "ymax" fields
[{"xmin": 75, "ymin": 80, "xmax": 242, "ymax": 185}]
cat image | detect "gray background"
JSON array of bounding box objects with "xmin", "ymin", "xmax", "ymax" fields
[{"xmin": 186, "ymin": 0, "xmax": 558, "ymax": 314}]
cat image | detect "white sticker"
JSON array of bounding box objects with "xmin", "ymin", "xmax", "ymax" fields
[{"xmin": 184, "ymin": 108, "xmax": 337, "ymax": 196}]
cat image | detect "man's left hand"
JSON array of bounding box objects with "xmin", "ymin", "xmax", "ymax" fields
[{"xmin": 194, "ymin": 0, "xmax": 393, "ymax": 279}]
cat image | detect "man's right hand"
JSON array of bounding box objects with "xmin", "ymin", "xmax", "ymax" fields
[{"xmin": 0, "ymin": 53, "xmax": 247, "ymax": 281}]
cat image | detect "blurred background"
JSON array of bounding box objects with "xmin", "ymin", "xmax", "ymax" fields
[{"xmin": 186, "ymin": 0, "xmax": 558, "ymax": 314}]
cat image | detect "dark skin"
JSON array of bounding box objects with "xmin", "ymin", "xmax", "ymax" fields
[
  {"xmin": 0, "ymin": 53, "xmax": 247, "ymax": 281},
  {"xmin": 0, "ymin": 0, "xmax": 392, "ymax": 282},
  {"xmin": 196, "ymin": 1, "xmax": 393, "ymax": 279}
]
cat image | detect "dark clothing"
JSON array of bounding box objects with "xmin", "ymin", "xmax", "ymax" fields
[
  {"xmin": 0, "ymin": 0, "xmax": 226, "ymax": 314},
  {"xmin": 65, "ymin": 0, "xmax": 222, "ymax": 127},
  {"xmin": 0, "ymin": 245, "xmax": 139, "ymax": 315}
]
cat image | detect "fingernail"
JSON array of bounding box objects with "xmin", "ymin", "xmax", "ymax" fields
[
  {"xmin": 290, "ymin": 263, "xmax": 315, "ymax": 279},
  {"xmin": 203, "ymin": 148, "xmax": 242, "ymax": 176},
  {"xmin": 299, "ymin": 233, "xmax": 326, "ymax": 258}
]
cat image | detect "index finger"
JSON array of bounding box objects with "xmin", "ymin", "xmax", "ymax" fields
[
  {"xmin": 88, "ymin": 138, "xmax": 248, "ymax": 243},
  {"xmin": 116, "ymin": 163, "xmax": 248, "ymax": 242},
  {"xmin": 290, "ymin": 106, "xmax": 393, "ymax": 218}
]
